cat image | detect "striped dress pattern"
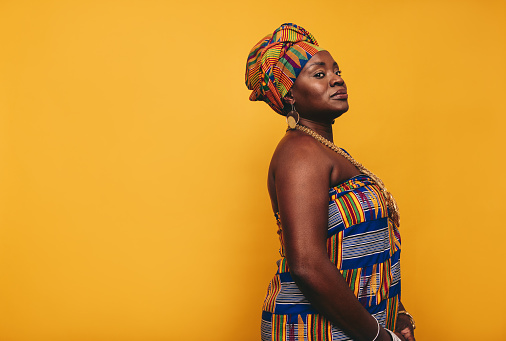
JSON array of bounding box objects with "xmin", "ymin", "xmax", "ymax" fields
[{"xmin": 261, "ymin": 174, "xmax": 401, "ymax": 341}]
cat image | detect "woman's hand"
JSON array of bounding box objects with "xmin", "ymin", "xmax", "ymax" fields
[
  {"xmin": 394, "ymin": 331, "xmax": 408, "ymax": 341},
  {"xmin": 378, "ymin": 328, "xmax": 407, "ymax": 341},
  {"xmin": 395, "ymin": 313, "xmax": 415, "ymax": 341}
]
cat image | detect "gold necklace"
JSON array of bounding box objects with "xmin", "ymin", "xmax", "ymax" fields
[{"xmin": 294, "ymin": 124, "xmax": 400, "ymax": 226}]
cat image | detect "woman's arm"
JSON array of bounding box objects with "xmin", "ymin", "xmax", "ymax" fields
[{"xmin": 274, "ymin": 136, "xmax": 403, "ymax": 341}]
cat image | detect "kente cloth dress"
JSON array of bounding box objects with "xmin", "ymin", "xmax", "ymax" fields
[{"xmin": 261, "ymin": 174, "xmax": 402, "ymax": 341}]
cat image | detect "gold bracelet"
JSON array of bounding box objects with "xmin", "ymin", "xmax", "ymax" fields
[{"xmin": 397, "ymin": 310, "xmax": 416, "ymax": 330}]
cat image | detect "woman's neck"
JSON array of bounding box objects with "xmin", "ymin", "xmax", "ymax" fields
[{"xmin": 298, "ymin": 118, "xmax": 334, "ymax": 142}]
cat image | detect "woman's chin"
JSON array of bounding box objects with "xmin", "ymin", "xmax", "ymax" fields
[{"xmin": 332, "ymin": 107, "xmax": 349, "ymax": 121}]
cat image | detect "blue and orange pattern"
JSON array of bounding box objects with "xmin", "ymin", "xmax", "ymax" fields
[
  {"xmin": 245, "ymin": 23, "xmax": 323, "ymax": 115},
  {"xmin": 261, "ymin": 174, "xmax": 402, "ymax": 340}
]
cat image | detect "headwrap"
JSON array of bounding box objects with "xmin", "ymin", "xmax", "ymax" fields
[{"xmin": 245, "ymin": 23, "xmax": 324, "ymax": 115}]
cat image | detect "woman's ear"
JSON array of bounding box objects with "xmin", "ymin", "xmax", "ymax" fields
[{"xmin": 283, "ymin": 90, "xmax": 295, "ymax": 105}]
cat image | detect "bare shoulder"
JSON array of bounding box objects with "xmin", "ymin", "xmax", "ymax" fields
[
  {"xmin": 269, "ymin": 131, "xmax": 331, "ymax": 179},
  {"xmin": 267, "ymin": 131, "xmax": 336, "ymax": 215}
]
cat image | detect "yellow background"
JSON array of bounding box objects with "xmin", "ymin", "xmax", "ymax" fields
[{"xmin": 1, "ymin": 0, "xmax": 505, "ymax": 340}]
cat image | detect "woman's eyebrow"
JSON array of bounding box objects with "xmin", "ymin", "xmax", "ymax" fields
[
  {"xmin": 306, "ymin": 61, "xmax": 338, "ymax": 69},
  {"xmin": 307, "ymin": 61, "xmax": 326, "ymax": 69}
]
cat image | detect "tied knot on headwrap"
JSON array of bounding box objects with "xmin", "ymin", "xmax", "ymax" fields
[{"xmin": 245, "ymin": 23, "xmax": 323, "ymax": 115}]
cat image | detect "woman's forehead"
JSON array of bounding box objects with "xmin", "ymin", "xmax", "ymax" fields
[{"xmin": 304, "ymin": 51, "xmax": 338, "ymax": 70}]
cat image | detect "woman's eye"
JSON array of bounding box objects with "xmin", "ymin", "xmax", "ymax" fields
[
  {"xmin": 335, "ymin": 70, "xmax": 342, "ymax": 76},
  {"xmin": 314, "ymin": 72, "xmax": 325, "ymax": 78}
]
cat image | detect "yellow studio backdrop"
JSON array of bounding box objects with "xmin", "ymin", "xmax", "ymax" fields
[{"xmin": 0, "ymin": 0, "xmax": 505, "ymax": 340}]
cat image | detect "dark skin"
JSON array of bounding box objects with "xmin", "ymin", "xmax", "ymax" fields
[{"xmin": 267, "ymin": 51, "xmax": 415, "ymax": 341}]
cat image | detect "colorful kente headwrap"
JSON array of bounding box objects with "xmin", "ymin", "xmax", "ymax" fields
[{"xmin": 245, "ymin": 23, "xmax": 324, "ymax": 115}]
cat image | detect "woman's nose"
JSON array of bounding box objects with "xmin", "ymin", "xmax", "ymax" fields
[{"xmin": 330, "ymin": 74, "xmax": 344, "ymax": 86}]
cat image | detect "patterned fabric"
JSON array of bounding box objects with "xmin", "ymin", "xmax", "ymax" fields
[
  {"xmin": 245, "ymin": 23, "xmax": 323, "ymax": 115},
  {"xmin": 261, "ymin": 174, "xmax": 402, "ymax": 341}
]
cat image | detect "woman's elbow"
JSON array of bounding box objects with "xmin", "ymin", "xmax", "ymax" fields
[{"xmin": 288, "ymin": 259, "xmax": 321, "ymax": 283}]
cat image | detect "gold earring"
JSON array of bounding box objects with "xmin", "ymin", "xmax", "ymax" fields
[{"xmin": 286, "ymin": 103, "xmax": 299, "ymax": 130}]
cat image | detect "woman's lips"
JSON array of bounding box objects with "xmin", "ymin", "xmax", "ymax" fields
[{"xmin": 331, "ymin": 92, "xmax": 348, "ymax": 100}]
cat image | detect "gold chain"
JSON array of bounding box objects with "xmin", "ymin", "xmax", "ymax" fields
[{"xmin": 294, "ymin": 124, "xmax": 400, "ymax": 226}]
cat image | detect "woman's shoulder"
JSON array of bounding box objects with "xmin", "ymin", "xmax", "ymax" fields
[{"xmin": 270, "ymin": 131, "xmax": 332, "ymax": 173}]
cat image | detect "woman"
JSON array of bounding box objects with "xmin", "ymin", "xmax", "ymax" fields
[{"xmin": 245, "ymin": 24, "xmax": 416, "ymax": 341}]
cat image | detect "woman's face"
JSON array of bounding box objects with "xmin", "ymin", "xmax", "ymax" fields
[{"xmin": 289, "ymin": 50, "xmax": 348, "ymax": 122}]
